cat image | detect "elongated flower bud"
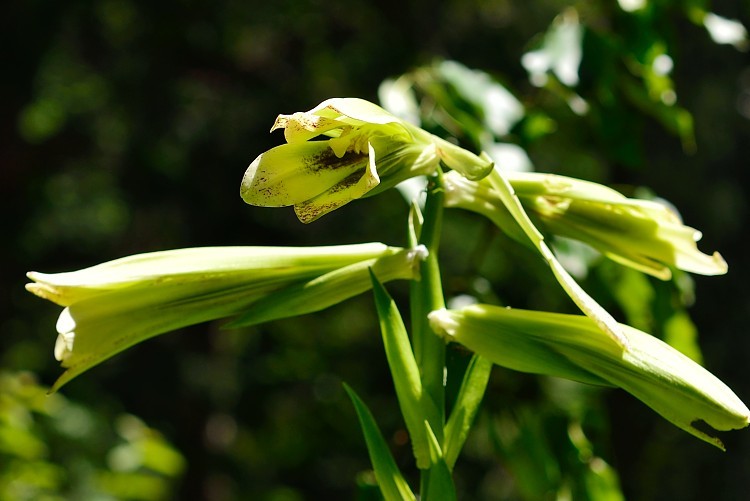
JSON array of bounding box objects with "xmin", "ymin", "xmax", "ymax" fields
[
  {"xmin": 429, "ymin": 305, "xmax": 749, "ymax": 449},
  {"xmin": 443, "ymin": 170, "xmax": 727, "ymax": 279},
  {"xmin": 27, "ymin": 243, "xmax": 424, "ymax": 391}
]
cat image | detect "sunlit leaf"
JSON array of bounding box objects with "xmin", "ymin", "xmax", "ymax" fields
[
  {"xmin": 369, "ymin": 270, "xmax": 440, "ymax": 469},
  {"xmin": 443, "ymin": 354, "xmax": 492, "ymax": 470}
]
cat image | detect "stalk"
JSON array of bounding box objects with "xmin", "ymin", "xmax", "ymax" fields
[{"xmin": 410, "ymin": 171, "xmax": 448, "ymax": 496}]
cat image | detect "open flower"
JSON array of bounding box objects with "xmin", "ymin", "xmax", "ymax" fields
[
  {"xmin": 241, "ymin": 98, "xmax": 493, "ymax": 223},
  {"xmin": 26, "ymin": 243, "xmax": 425, "ymax": 391},
  {"xmin": 429, "ymin": 304, "xmax": 750, "ymax": 449}
]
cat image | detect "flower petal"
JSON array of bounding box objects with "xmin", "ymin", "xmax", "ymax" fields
[
  {"xmin": 29, "ymin": 243, "xmax": 409, "ymax": 391},
  {"xmin": 272, "ymin": 113, "xmax": 347, "ymax": 143},
  {"xmin": 228, "ymin": 246, "xmax": 424, "ymax": 327},
  {"xmin": 54, "ymin": 309, "xmax": 76, "ymax": 362},
  {"xmin": 311, "ymin": 97, "xmax": 405, "ymax": 125},
  {"xmin": 294, "ymin": 143, "xmax": 381, "ymax": 223},
  {"xmin": 241, "ymin": 141, "xmax": 370, "ymax": 207},
  {"xmin": 26, "ymin": 244, "xmax": 393, "ymax": 306},
  {"xmin": 49, "ymin": 278, "xmax": 280, "ymax": 391},
  {"xmin": 428, "ymin": 307, "xmax": 611, "ymax": 386}
]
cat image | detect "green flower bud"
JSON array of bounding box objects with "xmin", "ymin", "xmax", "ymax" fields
[
  {"xmin": 429, "ymin": 305, "xmax": 749, "ymax": 449},
  {"xmin": 240, "ymin": 98, "xmax": 493, "ymax": 223},
  {"xmin": 443, "ymin": 170, "xmax": 727, "ymax": 279},
  {"xmin": 511, "ymin": 171, "xmax": 727, "ymax": 278},
  {"xmin": 26, "ymin": 243, "xmax": 423, "ymax": 391}
]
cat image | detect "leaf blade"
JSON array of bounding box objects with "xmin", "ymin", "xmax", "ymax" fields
[
  {"xmin": 443, "ymin": 354, "xmax": 493, "ymax": 470},
  {"xmin": 370, "ymin": 270, "xmax": 441, "ymax": 469},
  {"xmin": 343, "ymin": 384, "xmax": 416, "ymax": 501}
]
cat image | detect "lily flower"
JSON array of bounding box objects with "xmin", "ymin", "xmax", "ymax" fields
[
  {"xmin": 241, "ymin": 98, "xmax": 493, "ymax": 223},
  {"xmin": 429, "ymin": 304, "xmax": 750, "ymax": 450},
  {"xmin": 509, "ymin": 171, "xmax": 727, "ymax": 279},
  {"xmin": 443, "ymin": 170, "xmax": 727, "ymax": 280},
  {"xmin": 26, "ymin": 243, "xmax": 425, "ymax": 391}
]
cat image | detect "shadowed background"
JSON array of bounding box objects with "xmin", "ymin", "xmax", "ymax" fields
[{"xmin": 1, "ymin": 0, "xmax": 749, "ymax": 499}]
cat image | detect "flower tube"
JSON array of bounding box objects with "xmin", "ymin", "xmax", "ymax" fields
[
  {"xmin": 429, "ymin": 304, "xmax": 749, "ymax": 450},
  {"xmin": 27, "ymin": 243, "xmax": 424, "ymax": 391},
  {"xmin": 508, "ymin": 171, "xmax": 727, "ymax": 279},
  {"xmin": 443, "ymin": 170, "xmax": 727, "ymax": 280}
]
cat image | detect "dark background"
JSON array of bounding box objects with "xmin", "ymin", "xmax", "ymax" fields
[{"xmin": 2, "ymin": 0, "xmax": 749, "ymax": 499}]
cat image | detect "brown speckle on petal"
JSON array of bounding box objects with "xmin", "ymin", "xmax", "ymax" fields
[{"xmin": 306, "ymin": 148, "xmax": 368, "ymax": 172}]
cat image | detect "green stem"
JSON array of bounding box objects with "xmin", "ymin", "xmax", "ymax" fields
[{"xmin": 410, "ymin": 172, "xmax": 447, "ymax": 494}]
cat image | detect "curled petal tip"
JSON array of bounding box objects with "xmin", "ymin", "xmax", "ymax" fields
[
  {"xmin": 54, "ymin": 309, "xmax": 76, "ymax": 362},
  {"xmin": 713, "ymin": 251, "xmax": 728, "ymax": 274},
  {"xmin": 25, "ymin": 278, "xmax": 66, "ymax": 305}
]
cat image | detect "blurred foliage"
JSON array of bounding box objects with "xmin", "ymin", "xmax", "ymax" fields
[
  {"xmin": 0, "ymin": 371, "xmax": 184, "ymax": 501},
  {"xmin": 2, "ymin": 0, "xmax": 750, "ymax": 500}
]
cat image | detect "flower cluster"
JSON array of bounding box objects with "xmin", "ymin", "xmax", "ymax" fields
[{"xmin": 27, "ymin": 98, "xmax": 747, "ymax": 450}]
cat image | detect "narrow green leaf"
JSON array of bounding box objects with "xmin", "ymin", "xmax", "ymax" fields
[
  {"xmin": 432, "ymin": 135, "xmax": 494, "ymax": 181},
  {"xmin": 343, "ymin": 384, "xmax": 416, "ymax": 501},
  {"xmin": 370, "ymin": 270, "xmax": 441, "ymax": 469},
  {"xmin": 443, "ymin": 354, "xmax": 493, "ymax": 470},
  {"xmin": 442, "ymin": 168, "xmax": 629, "ymax": 348},
  {"xmin": 421, "ymin": 421, "xmax": 457, "ymax": 501}
]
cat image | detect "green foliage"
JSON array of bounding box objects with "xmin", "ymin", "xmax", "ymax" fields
[
  {"xmin": 369, "ymin": 271, "xmax": 440, "ymax": 470},
  {"xmin": 0, "ymin": 372, "xmax": 184, "ymax": 500},
  {"xmin": 443, "ymin": 354, "xmax": 493, "ymax": 470},
  {"xmin": 488, "ymin": 405, "xmax": 624, "ymax": 501},
  {"xmin": 344, "ymin": 384, "xmax": 416, "ymax": 501}
]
